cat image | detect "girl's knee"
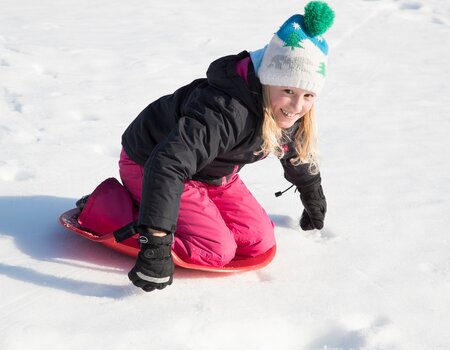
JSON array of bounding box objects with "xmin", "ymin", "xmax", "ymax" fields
[
  {"xmin": 196, "ymin": 243, "xmax": 236, "ymax": 267},
  {"xmin": 173, "ymin": 234, "xmax": 237, "ymax": 267},
  {"xmin": 235, "ymin": 224, "xmax": 276, "ymax": 258}
]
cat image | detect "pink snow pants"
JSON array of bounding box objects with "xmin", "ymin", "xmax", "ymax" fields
[{"xmin": 119, "ymin": 149, "xmax": 275, "ymax": 267}]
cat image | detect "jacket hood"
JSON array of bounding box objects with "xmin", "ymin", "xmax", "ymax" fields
[{"xmin": 206, "ymin": 51, "xmax": 263, "ymax": 118}]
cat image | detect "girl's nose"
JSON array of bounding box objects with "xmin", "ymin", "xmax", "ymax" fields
[{"xmin": 292, "ymin": 96, "xmax": 305, "ymax": 112}]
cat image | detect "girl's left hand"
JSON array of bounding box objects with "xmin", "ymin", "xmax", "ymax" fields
[{"xmin": 299, "ymin": 184, "xmax": 327, "ymax": 230}]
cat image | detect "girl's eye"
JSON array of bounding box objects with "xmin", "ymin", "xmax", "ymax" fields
[{"xmin": 284, "ymin": 89, "xmax": 294, "ymax": 94}]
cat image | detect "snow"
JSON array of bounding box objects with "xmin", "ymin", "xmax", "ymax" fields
[{"xmin": 1, "ymin": 0, "xmax": 449, "ymax": 349}]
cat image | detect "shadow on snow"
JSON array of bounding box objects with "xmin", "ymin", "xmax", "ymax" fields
[{"xmin": 0, "ymin": 195, "xmax": 136, "ymax": 298}]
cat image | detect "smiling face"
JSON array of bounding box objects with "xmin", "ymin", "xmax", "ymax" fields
[{"xmin": 268, "ymin": 85, "xmax": 316, "ymax": 129}]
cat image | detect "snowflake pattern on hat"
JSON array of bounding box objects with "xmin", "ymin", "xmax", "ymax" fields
[{"xmin": 277, "ymin": 15, "xmax": 329, "ymax": 55}]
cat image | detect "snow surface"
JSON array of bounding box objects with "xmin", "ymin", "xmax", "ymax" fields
[{"xmin": 1, "ymin": 0, "xmax": 449, "ymax": 349}]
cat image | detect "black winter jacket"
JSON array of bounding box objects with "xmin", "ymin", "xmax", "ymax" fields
[{"xmin": 122, "ymin": 51, "xmax": 321, "ymax": 233}]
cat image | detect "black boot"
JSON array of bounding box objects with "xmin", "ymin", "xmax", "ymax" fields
[{"xmin": 75, "ymin": 194, "xmax": 90, "ymax": 211}]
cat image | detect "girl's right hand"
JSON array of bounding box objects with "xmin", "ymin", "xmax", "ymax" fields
[{"xmin": 128, "ymin": 229, "xmax": 174, "ymax": 292}]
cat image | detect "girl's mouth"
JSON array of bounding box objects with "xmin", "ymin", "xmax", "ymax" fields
[{"xmin": 281, "ymin": 108, "xmax": 297, "ymax": 118}]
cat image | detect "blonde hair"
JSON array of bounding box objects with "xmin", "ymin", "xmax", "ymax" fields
[{"xmin": 258, "ymin": 85, "xmax": 319, "ymax": 174}]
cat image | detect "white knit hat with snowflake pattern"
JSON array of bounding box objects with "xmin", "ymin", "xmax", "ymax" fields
[{"xmin": 257, "ymin": 1, "xmax": 335, "ymax": 94}]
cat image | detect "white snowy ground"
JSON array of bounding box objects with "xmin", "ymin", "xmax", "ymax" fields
[{"xmin": 1, "ymin": 0, "xmax": 449, "ymax": 349}]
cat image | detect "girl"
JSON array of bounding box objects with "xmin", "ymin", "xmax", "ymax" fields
[{"xmin": 105, "ymin": 2, "xmax": 332, "ymax": 292}]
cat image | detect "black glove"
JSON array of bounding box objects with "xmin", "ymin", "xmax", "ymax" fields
[
  {"xmin": 128, "ymin": 228, "xmax": 174, "ymax": 292},
  {"xmin": 299, "ymin": 184, "xmax": 327, "ymax": 230}
]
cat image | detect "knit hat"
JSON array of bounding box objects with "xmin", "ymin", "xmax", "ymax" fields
[{"xmin": 256, "ymin": 1, "xmax": 335, "ymax": 94}]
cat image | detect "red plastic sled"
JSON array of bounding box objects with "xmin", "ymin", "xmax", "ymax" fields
[{"xmin": 59, "ymin": 208, "xmax": 276, "ymax": 273}]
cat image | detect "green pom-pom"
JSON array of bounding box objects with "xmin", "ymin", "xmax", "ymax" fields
[{"xmin": 303, "ymin": 1, "xmax": 335, "ymax": 37}]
